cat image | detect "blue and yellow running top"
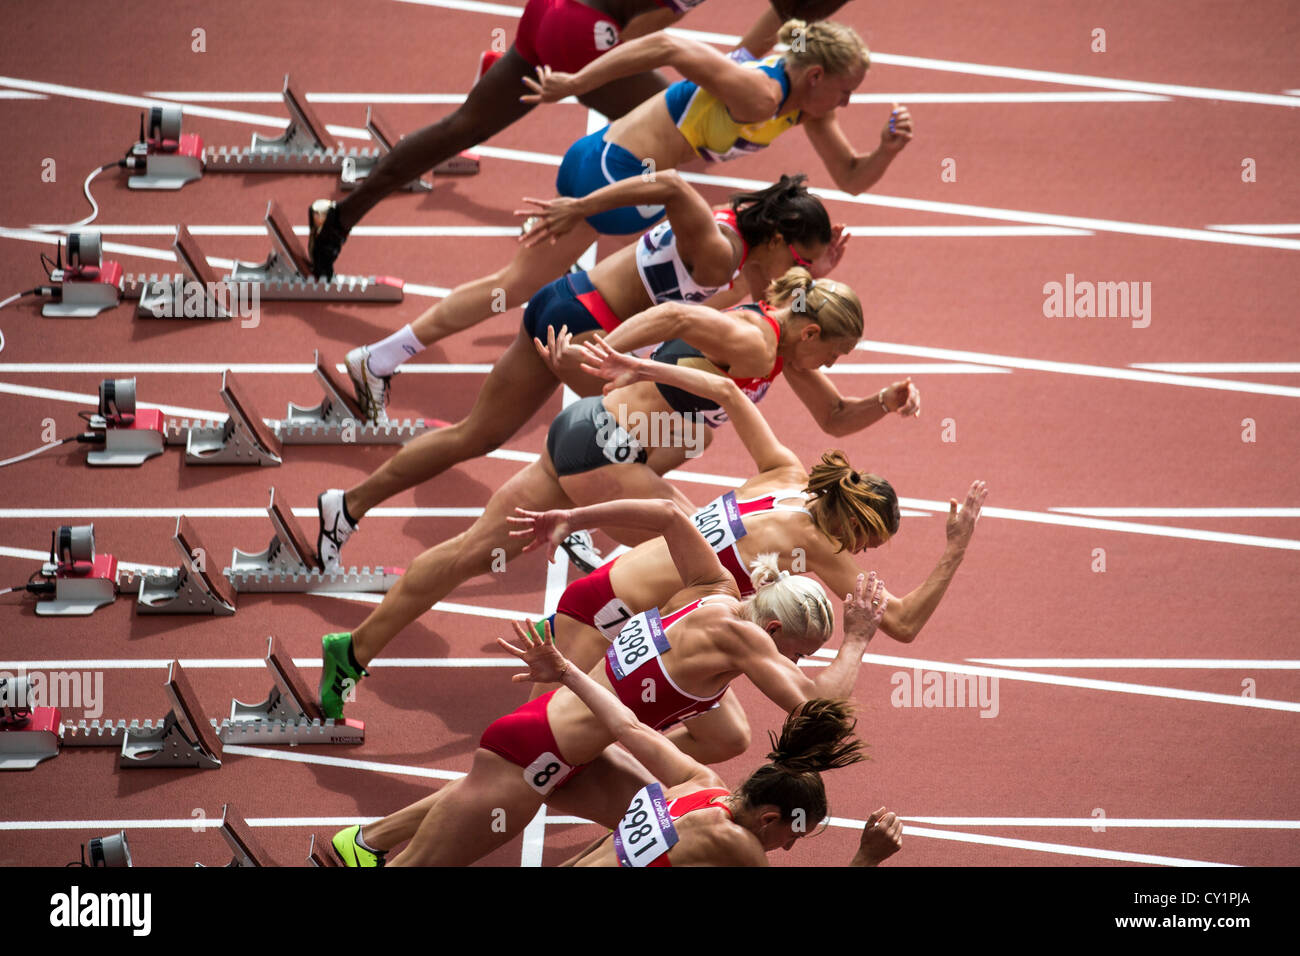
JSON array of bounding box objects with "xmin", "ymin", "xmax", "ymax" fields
[{"xmin": 663, "ymin": 56, "xmax": 801, "ymax": 163}]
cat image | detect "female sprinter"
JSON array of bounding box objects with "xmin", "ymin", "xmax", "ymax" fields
[
  {"xmin": 306, "ymin": 0, "xmax": 858, "ymax": 277},
  {"xmin": 315, "ymin": 316, "xmax": 892, "ymax": 718},
  {"xmin": 516, "ymin": 334, "xmax": 986, "ymax": 761},
  {"xmin": 502, "ymin": 630, "xmax": 903, "ymax": 867},
  {"xmin": 329, "ymin": 502, "xmax": 887, "ymax": 866},
  {"xmin": 324, "ymin": 17, "xmax": 909, "ymax": 392}
]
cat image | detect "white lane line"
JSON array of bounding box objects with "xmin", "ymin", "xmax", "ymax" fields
[
  {"xmin": 844, "ymin": 226, "xmax": 1090, "ymax": 237},
  {"xmin": 143, "ymin": 90, "xmax": 1171, "ymax": 105},
  {"xmin": 1131, "ymin": 363, "xmax": 1300, "ymax": 374},
  {"xmin": 1050, "ymin": 507, "xmax": 1300, "ymax": 518},
  {"xmin": 0, "ymin": 90, "xmax": 44, "ymax": 99},
  {"xmin": 813, "ymin": 648, "xmax": 1300, "ymax": 712},
  {"xmin": 0, "ymin": 380, "xmax": 234, "ymax": 421},
  {"xmin": 905, "ymin": 817, "xmax": 1300, "ymax": 828},
  {"xmin": 826, "ymin": 363, "xmax": 1010, "ymax": 375},
  {"xmin": 888, "ymin": 824, "xmax": 1233, "ymax": 867},
  {"xmin": 968, "ymin": 658, "xmax": 1300, "ymax": 670},
  {"xmin": 1207, "ymin": 224, "xmax": 1300, "ymax": 235},
  {"xmin": 311, "ymin": 593, "xmax": 534, "ymax": 621},
  {"xmin": 385, "ymin": 1, "xmax": 1300, "ymax": 110},
  {"xmin": 856, "ymin": 339, "xmax": 1300, "ymax": 398},
  {"xmin": 221, "ymin": 745, "xmax": 465, "ymax": 780},
  {"xmin": 0, "ymin": 76, "xmax": 369, "ymax": 137},
  {"xmin": 7, "ymin": 75, "xmax": 1294, "ymax": 252}
]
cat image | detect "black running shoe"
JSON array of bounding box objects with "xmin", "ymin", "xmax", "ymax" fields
[{"xmin": 308, "ymin": 199, "xmax": 349, "ymax": 279}]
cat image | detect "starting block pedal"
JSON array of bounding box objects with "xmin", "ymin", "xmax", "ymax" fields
[
  {"xmin": 183, "ymin": 369, "xmax": 284, "ymax": 466},
  {"xmin": 226, "ymin": 488, "xmax": 400, "ymax": 593},
  {"xmin": 208, "ymin": 805, "xmax": 275, "ymax": 867},
  {"xmin": 128, "ymin": 516, "xmax": 238, "ymax": 615},
  {"xmin": 280, "ymin": 349, "xmax": 432, "ymax": 443},
  {"xmin": 308, "ymin": 834, "xmax": 341, "ymax": 867},
  {"xmin": 60, "ymin": 661, "xmax": 223, "ymax": 769},
  {"xmin": 217, "ymin": 636, "xmax": 364, "ymax": 745}
]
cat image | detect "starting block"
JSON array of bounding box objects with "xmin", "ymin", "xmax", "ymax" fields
[
  {"xmin": 163, "ymin": 356, "xmax": 433, "ymax": 461},
  {"xmin": 226, "ymin": 488, "xmax": 400, "ymax": 593},
  {"xmin": 35, "ymin": 524, "xmax": 118, "ymax": 617},
  {"xmin": 208, "ymin": 805, "xmax": 274, "ymax": 867},
  {"xmin": 218, "ymin": 636, "xmax": 364, "ymax": 744},
  {"xmin": 42, "ymin": 232, "xmax": 124, "ymax": 319},
  {"xmin": 308, "ymin": 834, "xmax": 341, "ymax": 867},
  {"xmin": 60, "ymin": 661, "xmax": 224, "ymax": 769},
  {"xmin": 124, "ymin": 203, "xmax": 403, "ymax": 309},
  {"xmin": 85, "ymin": 378, "xmax": 166, "ymax": 467},
  {"xmin": 204, "ymin": 74, "xmax": 478, "ymax": 185},
  {"xmin": 126, "ymin": 516, "xmax": 238, "ymax": 616}
]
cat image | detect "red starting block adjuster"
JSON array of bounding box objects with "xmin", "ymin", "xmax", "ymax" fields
[
  {"xmin": 126, "ymin": 105, "xmax": 204, "ymax": 190},
  {"xmin": 42, "ymin": 232, "xmax": 123, "ymax": 318},
  {"xmin": 86, "ymin": 378, "xmax": 166, "ymax": 467},
  {"xmin": 36, "ymin": 525, "xmax": 118, "ymax": 617}
]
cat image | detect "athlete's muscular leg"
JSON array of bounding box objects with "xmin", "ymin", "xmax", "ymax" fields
[
  {"xmin": 335, "ymin": 48, "xmax": 537, "ymax": 231},
  {"xmin": 543, "ymin": 746, "xmax": 655, "ymax": 828},
  {"xmin": 663, "ymin": 689, "xmax": 752, "ymax": 764},
  {"xmin": 405, "ymin": 226, "xmax": 598, "ymax": 348},
  {"xmin": 345, "ymin": 327, "xmax": 560, "ymax": 519},
  {"xmin": 350, "ymin": 460, "xmax": 572, "ymax": 665},
  {"xmin": 558, "ymin": 463, "xmax": 696, "ymax": 547},
  {"xmin": 389, "ymin": 749, "xmax": 544, "ymax": 866}
]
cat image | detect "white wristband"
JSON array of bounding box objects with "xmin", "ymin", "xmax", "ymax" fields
[
  {"xmin": 877, "ymin": 388, "xmax": 890, "ymax": 413},
  {"xmin": 727, "ymin": 46, "xmax": 758, "ymax": 64}
]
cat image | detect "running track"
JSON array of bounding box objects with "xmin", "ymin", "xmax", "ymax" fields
[{"xmin": 0, "ymin": 0, "xmax": 1297, "ymax": 867}]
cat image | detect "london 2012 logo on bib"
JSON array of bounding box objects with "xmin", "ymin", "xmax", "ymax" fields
[{"xmin": 594, "ymin": 20, "xmax": 618, "ymax": 51}]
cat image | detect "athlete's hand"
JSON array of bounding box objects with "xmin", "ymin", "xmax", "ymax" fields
[
  {"xmin": 841, "ymin": 571, "xmax": 885, "ymax": 643},
  {"xmin": 853, "ymin": 807, "xmax": 903, "ymax": 866},
  {"xmin": 520, "ymin": 65, "xmax": 579, "ymax": 104},
  {"xmin": 508, "ymin": 507, "xmax": 574, "ymax": 560},
  {"xmin": 499, "ymin": 618, "xmax": 570, "ymax": 684},
  {"xmin": 881, "ymin": 377, "xmax": 921, "ymax": 417},
  {"xmin": 808, "ymin": 224, "xmax": 849, "ymax": 279},
  {"xmin": 533, "ymin": 324, "xmax": 601, "ymax": 379},
  {"xmin": 517, "ymin": 196, "xmax": 588, "ymax": 247},
  {"xmin": 946, "ymin": 480, "xmax": 988, "ymax": 552},
  {"xmin": 579, "ymin": 332, "xmax": 647, "ymax": 394},
  {"xmin": 879, "ymin": 103, "xmax": 914, "ymax": 153}
]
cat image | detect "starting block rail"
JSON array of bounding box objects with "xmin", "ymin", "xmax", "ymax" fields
[
  {"xmin": 211, "ymin": 804, "xmax": 275, "ymax": 867},
  {"xmin": 227, "ymin": 488, "xmax": 399, "ymax": 594},
  {"xmin": 203, "ymin": 74, "xmax": 478, "ymax": 185},
  {"xmin": 122, "ymin": 204, "xmax": 403, "ymax": 310}
]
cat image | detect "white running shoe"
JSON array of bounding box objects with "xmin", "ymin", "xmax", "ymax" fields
[
  {"xmin": 317, "ymin": 489, "xmax": 358, "ymax": 572},
  {"xmin": 560, "ymin": 530, "xmax": 604, "ymax": 574},
  {"xmin": 345, "ymin": 345, "xmax": 391, "ymax": 424}
]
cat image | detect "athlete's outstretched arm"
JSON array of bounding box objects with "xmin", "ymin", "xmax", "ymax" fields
[
  {"xmin": 511, "ymin": 497, "xmax": 733, "ymax": 593},
  {"xmin": 721, "ymin": 572, "xmax": 884, "ymax": 712},
  {"xmin": 522, "ymin": 33, "xmax": 783, "ymax": 122},
  {"xmin": 500, "ymin": 620, "xmax": 724, "ymax": 792},
  {"xmin": 802, "ymin": 106, "xmax": 914, "ymax": 195},
  {"xmin": 782, "ymin": 365, "xmax": 921, "ymax": 437},
  {"xmin": 598, "ymin": 302, "xmax": 775, "ymax": 378},
  {"xmin": 821, "ymin": 481, "xmax": 988, "ymax": 643}
]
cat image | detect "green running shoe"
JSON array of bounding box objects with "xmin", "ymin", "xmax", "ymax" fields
[
  {"xmin": 320, "ymin": 632, "xmax": 367, "ymax": 719},
  {"xmin": 332, "ymin": 825, "xmax": 385, "ymax": 868}
]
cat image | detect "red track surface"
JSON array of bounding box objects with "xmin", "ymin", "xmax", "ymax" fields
[{"xmin": 1, "ymin": 1, "xmax": 1297, "ymax": 868}]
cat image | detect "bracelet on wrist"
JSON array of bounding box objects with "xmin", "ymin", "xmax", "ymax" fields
[{"xmin": 877, "ymin": 388, "xmax": 890, "ymax": 413}]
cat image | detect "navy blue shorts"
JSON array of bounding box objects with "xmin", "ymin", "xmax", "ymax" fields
[
  {"xmin": 523, "ymin": 272, "xmax": 623, "ymax": 340},
  {"xmin": 556, "ymin": 127, "xmax": 667, "ymax": 236}
]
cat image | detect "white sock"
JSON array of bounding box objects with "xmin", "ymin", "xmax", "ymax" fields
[{"xmin": 367, "ymin": 324, "xmax": 425, "ymax": 377}]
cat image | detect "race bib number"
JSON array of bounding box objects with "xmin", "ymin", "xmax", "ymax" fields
[
  {"xmin": 593, "ymin": 597, "xmax": 635, "ymax": 642},
  {"xmin": 606, "ymin": 608, "xmax": 670, "ymax": 680},
  {"xmin": 523, "ymin": 750, "xmax": 572, "ymax": 795},
  {"xmin": 692, "ymin": 491, "xmax": 747, "ymax": 552},
  {"xmin": 595, "ymin": 409, "xmax": 645, "ymax": 466},
  {"xmin": 593, "ymin": 20, "xmax": 619, "ymax": 51},
  {"xmin": 615, "ymin": 783, "xmax": 679, "ymax": 867}
]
